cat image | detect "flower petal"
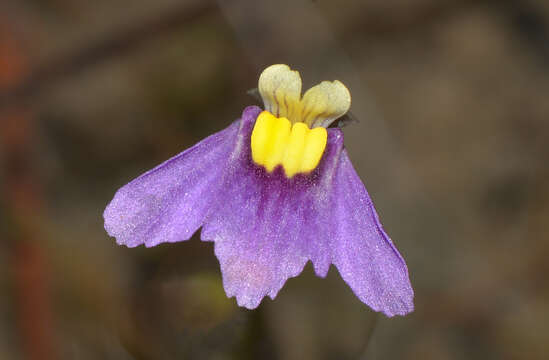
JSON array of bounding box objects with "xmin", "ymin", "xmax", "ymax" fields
[
  {"xmin": 258, "ymin": 64, "xmax": 302, "ymax": 121},
  {"xmin": 330, "ymin": 151, "xmax": 414, "ymax": 317},
  {"xmin": 201, "ymin": 111, "xmax": 343, "ymax": 309},
  {"xmin": 201, "ymin": 109, "xmax": 412, "ymax": 314},
  {"xmin": 201, "ymin": 118, "xmax": 304, "ymax": 308},
  {"xmin": 300, "ymin": 80, "xmax": 351, "ymax": 128},
  {"xmin": 103, "ymin": 108, "xmax": 261, "ymax": 247}
]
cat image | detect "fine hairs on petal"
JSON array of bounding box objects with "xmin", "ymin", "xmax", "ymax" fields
[
  {"xmin": 103, "ymin": 119, "xmax": 241, "ymax": 248},
  {"xmin": 201, "ymin": 106, "xmax": 413, "ymax": 316}
]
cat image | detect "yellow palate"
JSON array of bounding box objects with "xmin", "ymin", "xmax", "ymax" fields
[{"xmin": 251, "ymin": 111, "xmax": 327, "ymax": 178}]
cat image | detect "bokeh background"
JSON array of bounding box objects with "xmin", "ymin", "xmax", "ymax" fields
[{"xmin": 1, "ymin": 0, "xmax": 549, "ymax": 359}]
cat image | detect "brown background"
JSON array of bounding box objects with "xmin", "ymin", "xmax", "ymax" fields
[{"xmin": 1, "ymin": 0, "xmax": 548, "ymax": 359}]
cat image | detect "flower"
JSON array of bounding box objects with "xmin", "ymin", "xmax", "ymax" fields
[{"xmin": 104, "ymin": 64, "xmax": 414, "ymax": 316}]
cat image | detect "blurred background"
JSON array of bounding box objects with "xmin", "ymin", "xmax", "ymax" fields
[{"xmin": 1, "ymin": 0, "xmax": 548, "ymax": 359}]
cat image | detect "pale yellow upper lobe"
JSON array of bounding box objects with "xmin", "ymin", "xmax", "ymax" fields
[
  {"xmin": 252, "ymin": 64, "xmax": 350, "ymax": 177},
  {"xmin": 258, "ymin": 64, "xmax": 351, "ymax": 128}
]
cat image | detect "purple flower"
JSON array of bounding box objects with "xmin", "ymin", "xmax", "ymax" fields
[{"xmin": 104, "ymin": 65, "xmax": 414, "ymax": 316}]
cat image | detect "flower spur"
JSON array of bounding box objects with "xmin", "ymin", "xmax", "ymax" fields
[{"xmin": 103, "ymin": 64, "xmax": 414, "ymax": 317}]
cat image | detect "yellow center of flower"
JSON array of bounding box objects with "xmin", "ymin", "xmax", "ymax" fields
[
  {"xmin": 251, "ymin": 111, "xmax": 327, "ymax": 178},
  {"xmin": 250, "ymin": 64, "xmax": 351, "ymax": 178}
]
